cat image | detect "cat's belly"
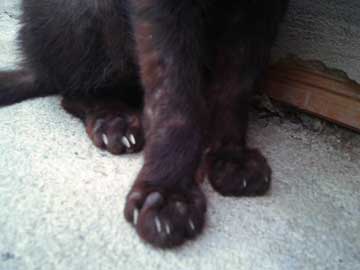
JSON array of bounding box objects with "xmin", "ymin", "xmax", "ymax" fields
[{"xmin": 19, "ymin": 0, "xmax": 136, "ymax": 94}]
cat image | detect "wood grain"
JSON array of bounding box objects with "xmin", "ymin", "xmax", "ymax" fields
[{"xmin": 265, "ymin": 65, "xmax": 360, "ymax": 132}]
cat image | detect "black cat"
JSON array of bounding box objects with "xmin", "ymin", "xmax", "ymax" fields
[{"xmin": 0, "ymin": 0, "xmax": 289, "ymax": 248}]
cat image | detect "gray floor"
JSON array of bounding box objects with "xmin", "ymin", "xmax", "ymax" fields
[{"xmin": 1, "ymin": 3, "xmax": 360, "ymax": 270}]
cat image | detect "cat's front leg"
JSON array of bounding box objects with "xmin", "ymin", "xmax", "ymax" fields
[
  {"xmin": 203, "ymin": 27, "xmax": 274, "ymax": 197},
  {"xmin": 124, "ymin": 1, "xmax": 208, "ymax": 248}
]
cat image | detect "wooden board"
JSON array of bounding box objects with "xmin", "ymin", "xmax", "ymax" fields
[{"xmin": 265, "ymin": 64, "xmax": 360, "ymax": 132}]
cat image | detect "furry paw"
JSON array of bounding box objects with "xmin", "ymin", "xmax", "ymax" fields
[
  {"xmin": 86, "ymin": 111, "xmax": 144, "ymax": 155},
  {"xmin": 207, "ymin": 148, "xmax": 271, "ymax": 196},
  {"xmin": 124, "ymin": 183, "xmax": 206, "ymax": 248}
]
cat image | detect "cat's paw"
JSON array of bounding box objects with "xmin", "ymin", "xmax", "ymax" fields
[
  {"xmin": 207, "ymin": 148, "xmax": 271, "ymax": 196},
  {"xmin": 86, "ymin": 111, "xmax": 144, "ymax": 155},
  {"xmin": 124, "ymin": 183, "xmax": 206, "ymax": 248}
]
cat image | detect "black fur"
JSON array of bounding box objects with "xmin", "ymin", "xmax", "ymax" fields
[{"xmin": 0, "ymin": 0, "xmax": 289, "ymax": 248}]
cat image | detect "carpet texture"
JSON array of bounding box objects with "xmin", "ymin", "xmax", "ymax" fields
[{"xmin": 1, "ymin": 2, "xmax": 360, "ymax": 270}]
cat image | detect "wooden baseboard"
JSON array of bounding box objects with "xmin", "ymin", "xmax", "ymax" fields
[{"xmin": 265, "ymin": 64, "xmax": 360, "ymax": 132}]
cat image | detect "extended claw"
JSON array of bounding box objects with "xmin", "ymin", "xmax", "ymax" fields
[
  {"xmin": 129, "ymin": 134, "xmax": 136, "ymax": 145},
  {"xmin": 122, "ymin": 136, "xmax": 131, "ymax": 148}
]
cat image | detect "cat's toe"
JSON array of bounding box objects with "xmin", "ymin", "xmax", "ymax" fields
[
  {"xmin": 208, "ymin": 148, "xmax": 271, "ymax": 196},
  {"xmin": 86, "ymin": 113, "xmax": 144, "ymax": 155},
  {"xmin": 124, "ymin": 184, "xmax": 206, "ymax": 248}
]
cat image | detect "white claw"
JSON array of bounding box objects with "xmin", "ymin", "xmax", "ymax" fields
[
  {"xmin": 155, "ymin": 216, "xmax": 162, "ymax": 233},
  {"xmin": 102, "ymin": 134, "xmax": 109, "ymax": 146},
  {"xmin": 133, "ymin": 209, "xmax": 139, "ymax": 225},
  {"xmin": 176, "ymin": 202, "xmax": 186, "ymax": 215},
  {"xmin": 165, "ymin": 223, "xmax": 171, "ymax": 235},
  {"xmin": 121, "ymin": 136, "xmax": 131, "ymax": 148},
  {"xmin": 243, "ymin": 178, "xmax": 248, "ymax": 188},
  {"xmin": 129, "ymin": 134, "xmax": 136, "ymax": 145},
  {"xmin": 189, "ymin": 219, "xmax": 196, "ymax": 231}
]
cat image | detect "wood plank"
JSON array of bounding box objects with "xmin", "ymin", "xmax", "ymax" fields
[{"xmin": 265, "ymin": 65, "xmax": 360, "ymax": 132}]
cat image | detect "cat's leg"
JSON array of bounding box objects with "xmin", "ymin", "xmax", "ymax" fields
[
  {"xmin": 124, "ymin": 1, "xmax": 208, "ymax": 248},
  {"xmin": 204, "ymin": 41, "xmax": 273, "ymax": 197},
  {"xmin": 56, "ymin": 1, "xmax": 145, "ymax": 155},
  {"xmin": 62, "ymin": 89, "xmax": 144, "ymax": 155}
]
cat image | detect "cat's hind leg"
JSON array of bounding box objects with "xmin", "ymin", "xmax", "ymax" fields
[{"xmin": 62, "ymin": 88, "xmax": 144, "ymax": 155}]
